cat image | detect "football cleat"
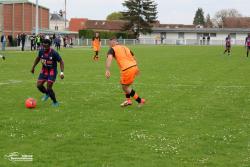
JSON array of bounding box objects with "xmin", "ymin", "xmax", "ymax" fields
[
  {"xmin": 138, "ymin": 99, "xmax": 146, "ymax": 107},
  {"xmin": 52, "ymin": 102, "xmax": 59, "ymax": 107},
  {"xmin": 120, "ymin": 99, "xmax": 132, "ymax": 107},
  {"xmin": 41, "ymin": 94, "xmax": 49, "ymax": 102}
]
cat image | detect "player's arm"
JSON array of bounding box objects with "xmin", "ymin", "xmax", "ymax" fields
[
  {"xmin": 59, "ymin": 59, "xmax": 64, "ymax": 79},
  {"xmin": 130, "ymin": 50, "xmax": 138, "ymax": 64},
  {"xmin": 55, "ymin": 52, "xmax": 64, "ymax": 79},
  {"xmin": 31, "ymin": 56, "xmax": 40, "ymax": 74},
  {"xmin": 105, "ymin": 54, "xmax": 113, "ymax": 79},
  {"xmin": 105, "ymin": 48, "xmax": 115, "ymax": 79}
]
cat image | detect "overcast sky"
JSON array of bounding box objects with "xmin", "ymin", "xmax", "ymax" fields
[{"xmin": 30, "ymin": 0, "xmax": 250, "ymax": 24}]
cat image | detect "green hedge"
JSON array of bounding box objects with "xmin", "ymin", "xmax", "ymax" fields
[{"xmin": 79, "ymin": 30, "xmax": 135, "ymax": 39}]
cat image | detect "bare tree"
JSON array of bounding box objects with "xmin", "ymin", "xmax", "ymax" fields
[
  {"xmin": 213, "ymin": 9, "xmax": 242, "ymax": 28},
  {"xmin": 205, "ymin": 14, "xmax": 213, "ymax": 28}
]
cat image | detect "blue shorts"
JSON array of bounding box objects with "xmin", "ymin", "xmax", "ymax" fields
[{"xmin": 38, "ymin": 68, "xmax": 57, "ymax": 83}]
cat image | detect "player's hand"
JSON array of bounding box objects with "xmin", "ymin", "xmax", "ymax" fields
[
  {"xmin": 31, "ymin": 68, "xmax": 35, "ymax": 74},
  {"xmin": 105, "ymin": 70, "xmax": 111, "ymax": 79},
  {"xmin": 60, "ymin": 72, "xmax": 64, "ymax": 79}
]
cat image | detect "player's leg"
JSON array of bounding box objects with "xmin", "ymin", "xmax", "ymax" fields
[
  {"xmin": 225, "ymin": 47, "xmax": 229, "ymax": 54},
  {"xmin": 93, "ymin": 50, "xmax": 98, "ymax": 61},
  {"xmin": 37, "ymin": 80, "xmax": 49, "ymax": 101},
  {"xmin": 47, "ymin": 81, "xmax": 58, "ymax": 106},
  {"xmin": 121, "ymin": 84, "xmax": 145, "ymax": 107},
  {"xmin": 37, "ymin": 70, "xmax": 49, "ymax": 101},
  {"xmin": 47, "ymin": 70, "xmax": 59, "ymax": 106},
  {"xmin": 224, "ymin": 47, "xmax": 227, "ymax": 54},
  {"xmin": 37, "ymin": 80, "xmax": 47, "ymax": 93},
  {"xmin": 228, "ymin": 47, "xmax": 231, "ymax": 56},
  {"xmin": 95, "ymin": 51, "xmax": 99, "ymax": 60},
  {"xmin": 247, "ymin": 47, "xmax": 249, "ymax": 57},
  {"xmin": 120, "ymin": 84, "xmax": 133, "ymax": 107},
  {"xmin": 120, "ymin": 67, "xmax": 145, "ymax": 107},
  {"xmin": 92, "ymin": 50, "xmax": 96, "ymax": 60}
]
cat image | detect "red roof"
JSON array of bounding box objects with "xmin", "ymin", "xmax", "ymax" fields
[
  {"xmin": 223, "ymin": 17, "xmax": 250, "ymax": 28},
  {"xmin": 69, "ymin": 18, "xmax": 88, "ymax": 32},
  {"xmin": 153, "ymin": 23, "xmax": 195, "ymax": 29},
  {"xmin": 84, "ymin": 20, "xmax": 127, "ymax": 32}
]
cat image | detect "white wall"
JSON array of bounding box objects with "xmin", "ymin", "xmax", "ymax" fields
[
  {"xmin": 166, "ymin": 33, "xmax": 178, "ymax": 39},
  {"xmin": 50, "ymin": 20, "xmax": 69, "ymax": 31},
  {"xmin": 237, "ymin": 33, "xmax": 248, "ymax": 40},
  {"xmin": 139, "ymin": 31, "xmax": 249, "ymax": 45}
]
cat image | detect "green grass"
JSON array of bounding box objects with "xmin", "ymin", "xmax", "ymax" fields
[{"xmin": 1, "ymin": 45, "xmax": 250, "ymax": 166}]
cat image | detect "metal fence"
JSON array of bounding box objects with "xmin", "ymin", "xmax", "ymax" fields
[
  {"xmin": 4, "ymin": 38, "xmax": 246, "ymax": 50},
  {"xmin": 73, "ymin": 38, "xmax": 246, "ymax": 46},
  {"xmin": 138, "ymin": 38, "xmax": 246, "ymax": 46},
  {"xmin": 74, "ymin": 38, "xmax": 138, "ymax": 46}
]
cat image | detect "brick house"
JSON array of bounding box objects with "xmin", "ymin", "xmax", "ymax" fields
[
  {"xmin": 223, "ymin": 17, "xmax": 250, "ymax": 28},
  {"xmin": 69, "ymin": 18, "xmax": 127, "ymax": 32},
  {"xmin": 0, "ymin": 0, "xmax": 49, "ymax": 36},
  {"xmin": 68, "ymin": 18, "xmax": 88, "ymax": 32}
]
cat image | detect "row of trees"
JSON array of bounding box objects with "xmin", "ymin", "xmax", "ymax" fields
[
  {"xmin": 193, "ymin": 8, "xmax": 242, "ymax": 28},
  {"xmin": 96, "ymin": 0, "xmax": 244, "ymax": 38},
  {"xmin": 106, "ymin": 0, "xmax": 158, "ymax": 39}
]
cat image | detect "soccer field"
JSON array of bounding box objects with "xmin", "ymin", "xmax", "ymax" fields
[{"xmin": 1, "ymin": 45, "xmax": 250, "ymax": 166}]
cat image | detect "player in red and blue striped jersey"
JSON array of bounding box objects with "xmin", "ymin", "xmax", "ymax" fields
[
  {"xmin": 245, "ymin": 33, "xmax": 250, "ymax": 57},
  {"xmin": 224, "ymin": 35, "xmax": 231, "ymax": 56},
  {"xmin": 31, "ymin": 39, "xmax": 64, "ymax": 107}
]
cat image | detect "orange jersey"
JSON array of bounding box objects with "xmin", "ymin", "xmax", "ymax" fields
[
  {"xmin": 109, "ymin": 45, "xmax": 137, "ymax": 71},
  {"xmin": 92, "ymin": 37, "xmax": 101, "ymax": 51}
]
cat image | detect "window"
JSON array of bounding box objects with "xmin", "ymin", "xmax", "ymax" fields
[
  {"xmin": 178, "ymin": 32, "xmax": 184, "ymax": 39},
  {"xmin": 203, "ymin": 33, "xmax": 209, "ymax": 37},
  {"xmin": 55, "ymin": 26, "xmax": 58, "ymax": 31},
  {"xmin": 230, "ymin": 33, "xmax": 236, "ymax": 39},
  {"xmin": 210, "ymin": 33, "xmax": 216, "ymax": 37}
]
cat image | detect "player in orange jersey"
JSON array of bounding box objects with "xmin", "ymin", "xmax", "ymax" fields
[
  {"xmin": 92, "ymin": 32, "xmax": 101, "ymax": 61},
  {"xmin": 105, "ymin": 37, "xmax": 145, "ymax": 107}
]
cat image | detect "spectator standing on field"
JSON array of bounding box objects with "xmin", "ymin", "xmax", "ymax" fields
[
  {"xmin": 207, "ymin": 35, "xmax": 210, "ymax": 45},
  {"xmin": 1, "ymin": 34, "xmax": 6, "ymax": 51},
  {"xmin": 202, "ymin": 36, "xmax": 206, "ymax": 45},
  {"xmin": 29, "ymin": 34, "xmax": 35, "ymax": 51},
  {"xmin": 35, "ymin": 35, "xmax": 41, "ymax": 50},
  {"xmin": 55, "ymin": 36, "xmax": 61, "ymax": 51},
  {"xmin": 21, "ymin": 33, "xmax": 26, "ymax": 51}
]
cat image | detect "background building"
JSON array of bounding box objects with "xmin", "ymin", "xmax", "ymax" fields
[
  {"xmin": 50, "ymin": 12, "xmax": 68, "ymax": 31},
  {"xmin": 68, "ymin": 18, "xmax": 88, "ymax": 32},
  {"xmin": 139, "ymin": 22, "xmax": 250, "ymax": 45},
  {"xmin": 69, "ymin": 19, "xmax": 126, "ymax": 33},
  {"xmin": 0, "ymin": 0, "xmax": 49, "ymax": 36}
]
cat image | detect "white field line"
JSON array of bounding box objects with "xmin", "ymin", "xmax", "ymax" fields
[
  {"xmin": 0, "ymin": 80, "xmax": 23, "ymax": 85},
  {"xmin": 0, "ymin": 79, "xmax": 249, "ymax": 89}
]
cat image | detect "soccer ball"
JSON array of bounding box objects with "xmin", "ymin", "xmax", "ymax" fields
[{"xmin": 25, "ymin": 98, "xmax": 37, "ymax": 109}]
